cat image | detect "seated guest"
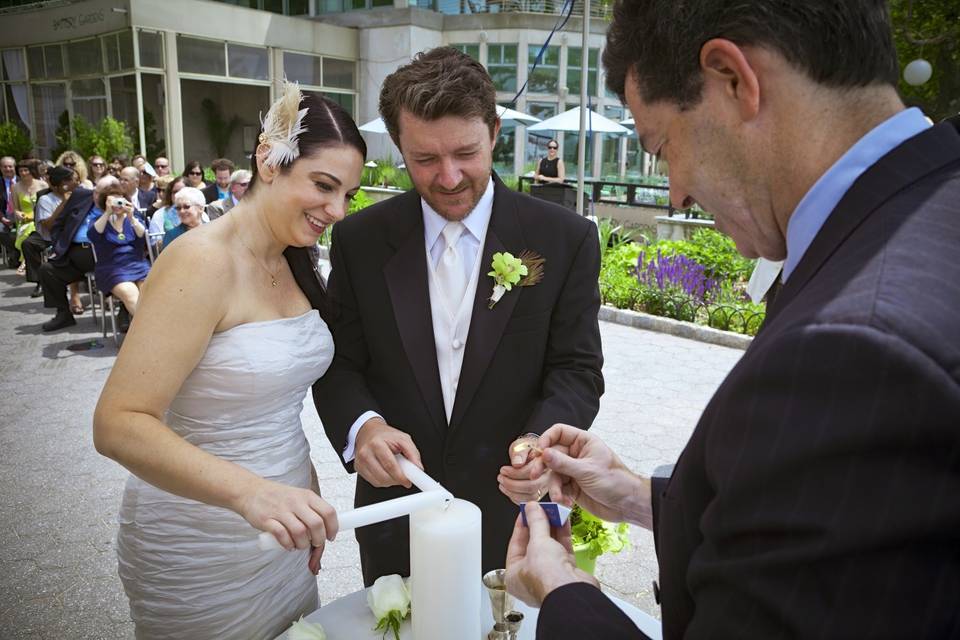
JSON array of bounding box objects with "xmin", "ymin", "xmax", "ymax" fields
[
  {"xmin": 162, "ymin": 187, "xmax": 204, "ymax": 247},
  {"xmin": 39, "ymin": 175, "xmax": 119, "ymax": 332},
  {"xmin": 12, "ymin": 159, "xmax": 47, "ymax": 275},
  {"xmin": 153, "ymin": 156, "xmax": 171, "ymax": 177},
  {"xmin": 23, "ymin": 166, "xmax": 77, "ymax": 297},
  {"xmin": 0, "ymin": 155, "xmax": 19, "ymax": 268},
  {"xmin": 56, "ymin": 150, "xmax": 93, "ymax": 189},
  {"xmin": 182, "ymin": 160, "xmax": 206, "ymax": 190},
  {"xmin": 149, "ymin": 176, "xmax": 184, "ymax": 240},
  {"xmin": 88, "ymin": 184, "xmax": 150, "ymax": 329},
  {"xmin": 205, "ymin": 169, "xmax": 250, "ymax": 220},
  {"xmin": 88, "ymin": 155, "xmax": 107, "ymax": 182},
  {"xmin": 202, "ymin": 157, "xmax": 235, "ymax": 203},
  {"xmin": 118, "ymin": 167, "xmax": 148, "ymax": 219},
  {"xmin": 135, "ymin": 161, "xmax": 157, "ymax": 211},
  {"xmin": 108, "ymin": 156, "xmax": 126, "ymax": 178}
]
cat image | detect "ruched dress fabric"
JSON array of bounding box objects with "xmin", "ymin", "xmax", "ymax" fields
[{"xmin": 116, "ymin": 310, "xmax": 333, "ymax": 640}]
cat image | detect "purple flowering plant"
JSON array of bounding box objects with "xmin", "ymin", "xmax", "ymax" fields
[{"xmin": 634, "ymin": 249, "xmax": 719, "ymax": 303}]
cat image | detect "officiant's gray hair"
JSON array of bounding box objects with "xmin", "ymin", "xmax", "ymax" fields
[{"xmin": 379, "ymin": 46, "xmax": 499, "ymax": 149}]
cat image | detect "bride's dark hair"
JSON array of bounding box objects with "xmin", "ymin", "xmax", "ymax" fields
[{"xmin": 248, "ymin": 92, "xmax": 366, "ymax": 193}]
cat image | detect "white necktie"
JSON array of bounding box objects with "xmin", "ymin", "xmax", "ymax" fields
[{"xmin": 437, "ymin": 221, "xmax": 467, "ymax": 310}]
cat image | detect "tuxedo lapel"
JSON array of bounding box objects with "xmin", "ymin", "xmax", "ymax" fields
[
  {"xmin": 450, "ymin": 177, "xmax": 525, "ymax": 430},
  {"xmin": 765, "ymin": 121, "xmax": 960, "ymax": 327},
  {"xmin": 383, "ymin": 195, "xmax": 447, "ymax": 434}
]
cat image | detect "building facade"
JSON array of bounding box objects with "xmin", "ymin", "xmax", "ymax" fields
[{"xmin": 1, "ymin": 0, "xmax": 644, "ymax": 178}]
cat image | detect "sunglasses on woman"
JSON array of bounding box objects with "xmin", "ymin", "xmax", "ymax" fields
[
  {"xmin": 187, "ymin": 171, "xmax": 203, "ymax": 176},
  {"xmin": 175, "ymin": 204, "xmax": 197, "ymax": 211},
  {"xmin": 547, "ymin": 145, "xmax": 558, "ymax": 150}
]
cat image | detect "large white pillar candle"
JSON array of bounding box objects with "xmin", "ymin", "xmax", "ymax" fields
[{"xmin": 410, "ymin": 498, "xmax": 482, "ymax": 640}]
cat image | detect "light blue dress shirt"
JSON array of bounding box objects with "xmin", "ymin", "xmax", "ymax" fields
[{"xmin": 782, "ymin": 108, "xmax": 931, "ymax": 282}]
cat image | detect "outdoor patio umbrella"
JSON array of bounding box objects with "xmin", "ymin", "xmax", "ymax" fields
[
  {"xmin": 357, "ymin": 105, "xmax": 540, "ymax": 134},
  {"xmin": 620, "ymin": 116, "xmax": 635, "ymax": 127},
  {"xmin": 527, "ymin": 106, "xmax": 630, "ymax": 135}
]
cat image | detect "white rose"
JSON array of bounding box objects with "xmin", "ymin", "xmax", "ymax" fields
[
  {"xmin": 367, "ymin": 574, "xmax": 411, "ymax": 621},
  {"xmin": 288, "ymin": 616, "xmax": 327, "ymax": 640}
]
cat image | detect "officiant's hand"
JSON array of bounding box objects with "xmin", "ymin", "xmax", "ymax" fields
[
  {"xmin": 498, "ymin": 434, "xmax": 559, "ymax": 505},
  {"xmin": 531, "ymin": 424, "xmax": 652, "ymax": 527},
  {"xmin": 505, "ymin": 502, "xmax": 598, "ymax": 606},
  {"xmin": 354, "ymin": 417, "xmax": 423, "ymax": 488},
  {"xmin": 240, "ymin": 478, "xmax": 339, "ymax": 554}
]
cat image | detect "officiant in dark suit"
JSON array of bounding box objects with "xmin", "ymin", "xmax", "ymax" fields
[
  {"xmin": 505, "ymin": 1, "xmax": 960, "ymax": 638},
  {"xmin": 292, "ymin": 47, "xmax": 604, "ymax": 586}
]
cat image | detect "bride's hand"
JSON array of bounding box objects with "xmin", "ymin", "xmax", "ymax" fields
[{"xmin": 239, "ymin": 478, "xmax": 339, "ymax": 552}]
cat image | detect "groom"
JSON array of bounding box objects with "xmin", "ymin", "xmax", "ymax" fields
[{"xmin": 306, "ymin": 47, "xmax": 603, "ymax": 585}]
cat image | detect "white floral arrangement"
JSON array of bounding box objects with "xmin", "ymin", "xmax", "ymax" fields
[{"xmin": 367, "ymin": 574, "xmax": 411, "ymax": 640}]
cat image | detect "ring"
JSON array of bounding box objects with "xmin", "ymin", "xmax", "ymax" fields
[{"xmin": 535, "ymin": 487, "xmax": 543, "ymax": 501}]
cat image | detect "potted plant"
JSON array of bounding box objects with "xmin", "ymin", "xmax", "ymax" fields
[{"xmin": 570, "ymin": 505, "xmax": 630, "ymax": 575}]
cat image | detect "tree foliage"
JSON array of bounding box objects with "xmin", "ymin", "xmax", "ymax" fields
[{"xmin": 891, "ymin": 0, "xmax": 960, "ymax": 121}]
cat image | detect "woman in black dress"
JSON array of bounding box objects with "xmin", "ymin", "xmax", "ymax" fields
[{"xmin": 535, "ymin": 139, "xmax": 566, "ymax": 185}]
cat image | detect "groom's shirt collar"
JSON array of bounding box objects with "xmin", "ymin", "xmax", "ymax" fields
[{"xmin": 422, "ymin": 177, "xmax": 494, "ymax": 252}]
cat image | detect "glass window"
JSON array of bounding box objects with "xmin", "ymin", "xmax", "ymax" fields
[
  {"xmin": 263, "ymin": 0, "xmax": 284, "ymax": 13},
  {"xmin": 2, "ymin": 50, "xmax": 26, "ymax": 82},
  {"xmin": 118, "ymin": 30, "xmax": 135, "ymax": 70},
  {"xmin": 316, "ymin": 0, "xmax": 345, "ymax": 12},
  {"xmin": 323, "ymin": 58, "xmax": 354, "ymax": 89},
  {"xmin": 140, "ymin": 73, "xmax": 168, "ymax": 159},
  {"xmin": 288, "ymin": 0, "xmax": 310, "ymax": 14},
  {"xmin": 284, "ymin": 51, "xmax": 322, "ymax": 86},
  {"xmin": 492, "ymin": 121, "xmax": 515, "ymax": 175},
  {"xmin": 3, "ymin": 83, "xmax": 30, "ymax": 132},
  {"xmin": 27, "ymin": 47, "xmax": 45, "ymax": 80},
  {"xmin": 44, "ymin": 45, "xmax": 65, "ymax": 78},
  {"xmin": 320, "ymin": 91, "xmax": 354, "ymax": 117},
  {"xmin": 372, "ymin": 0, "xmax": 393, "ymax": 6},
  {"xmin": 178, "ymin": 36, "xmax": 226, "ymax": 76},
  {"xmin": 527, "ymin": 44, "xmax": 559, "ymax": 94},
  {"xmin": 524, "ymin": 101, "xmax": 556, "ymax": 168},
  {"xmin": 228, "ymin": 43, "xmax": 268, "ymax": 80},
  {"xmin": 566, "ymin": 47, "xmax": 598, "ymax": 96},
  {"xmin": 139, "ymin": 30, "xmax": 164, "ymax": 68},
  {"xmin": 104, "ymin": 34, "xmax": 120, "ymax": 72},
  {"xmin": 67, "ymin": 39, "xmax": 102, "ymax": 76},
  {"xmin": 451, "ymin": 44, "xmax": 479, "ymax": 60},
  {"xmin": 487, "ymin": 44, "xmax": 517, "ymax": 93},
  {"xmin": 71, "ymin": 78, "xmax": 107, "ymax": 126},
  {"xmin": 110, "ymin": 75, "xmax": 138, "ymax": 130},
  {"xmin": 31, "ymin": 83, "xmax": 67, "ymax": 158}
]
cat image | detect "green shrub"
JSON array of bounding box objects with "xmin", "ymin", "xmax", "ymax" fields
[
  {"xmin": 71, "ymin": 116, "xmax": 135, "ymax": 161},
  {"xmin": 0, "ymin": 121, "xmax": 33, "ymax": 159},
  {"xmin": 645, "ymin": 229, "xmax": 754, "ymax": 282}
]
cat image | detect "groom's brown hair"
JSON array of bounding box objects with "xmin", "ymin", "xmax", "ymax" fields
[{"xmin": 379, "ymin": 46, "xmax": 499, "ymax": 149}]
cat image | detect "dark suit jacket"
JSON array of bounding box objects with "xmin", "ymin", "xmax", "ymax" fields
[
  {"xmin": 49, "ymin": 188, "xmax": 95, "ymax": 264},
  {"xmin": 1, "ymin": 177, "xmax": 14, "ymax": 229},
  {"xmin": 537, "ymin": 118, "xmax": 960, "ymax": 639},
  {"xmin": 201, "ymin": 183, "xmax": 220, "ymax": 204},
  {"xmin": 299, "ymin": 174, "xmax": 603, "ymax": 585}
]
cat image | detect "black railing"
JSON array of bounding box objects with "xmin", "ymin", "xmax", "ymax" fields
[{"xmin": 599, "ymin": 288, "xmax": 765, "ymax": 337}]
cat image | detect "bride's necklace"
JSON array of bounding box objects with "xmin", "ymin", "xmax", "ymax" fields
[{"xmin": 232, "ymin": 216, "xmax": 283, "ymax": 287}]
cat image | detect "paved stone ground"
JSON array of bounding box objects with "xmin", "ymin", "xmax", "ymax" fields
[{"xmin": 0, "ymin": 266, "xmax": 743, "ymax": 639}]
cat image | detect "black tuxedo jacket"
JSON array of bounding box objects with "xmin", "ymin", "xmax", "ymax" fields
[
  {"xmin": 49, "ymin": 188, "xmax": 95, "ymax": 264},
  {"xmin": 536, "ymin": 118, "xmax": 960, "ymax": 639},
  {"xmin": 296, "ymin": 174, "xmax": 603, "ymax": 585}
]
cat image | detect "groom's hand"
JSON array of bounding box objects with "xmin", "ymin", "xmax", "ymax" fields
[{"xmin": 354, "ymin": 417, "xmax": 423, "ymax": 488}]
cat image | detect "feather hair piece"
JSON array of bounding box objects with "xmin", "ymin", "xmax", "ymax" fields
[{"xmin": 258, "ymin": 80, "xmax": 309, "ymax": 168}]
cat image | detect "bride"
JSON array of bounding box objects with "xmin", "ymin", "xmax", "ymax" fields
[{"xmin": 93, "ymin": 84, "xmax": 365, "ymax": 639}]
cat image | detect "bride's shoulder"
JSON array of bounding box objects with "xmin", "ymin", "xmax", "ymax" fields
[{"xmin": 149, "ymin": 225, "xmax": 236, "ymax": 291}]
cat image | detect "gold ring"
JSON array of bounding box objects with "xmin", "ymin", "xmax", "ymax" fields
[{"xmin": 535, "ymin": 488, "xmax": 543, "ymax": 501}]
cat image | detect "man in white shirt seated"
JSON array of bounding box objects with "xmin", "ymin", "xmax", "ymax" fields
[
  {"xmin": 23, "ymin": 166, "xmax": 77, "ymax": 297},
  {"xmin": 205, "ymin": 169, "xmax": 251, "ymax": 221}
]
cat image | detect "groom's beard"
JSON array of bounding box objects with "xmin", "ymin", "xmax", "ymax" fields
[{"xmin": 423, "ymin": 170, "xmax": 491, "ymax": 223}]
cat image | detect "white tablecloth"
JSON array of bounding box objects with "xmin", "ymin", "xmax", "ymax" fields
[{"xmin": 275, "ymin": 585, "xmax": 662, "ymax": 639}]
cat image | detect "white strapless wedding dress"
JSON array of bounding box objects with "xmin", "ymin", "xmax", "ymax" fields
[{"xmin": 116, "ymin": 310, "xmax": 333, "ymax": 640}]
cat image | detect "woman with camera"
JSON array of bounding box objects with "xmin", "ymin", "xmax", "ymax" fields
[{"xmin": 87, "ymin": 184, "xmax": 151, "ymax": 318}]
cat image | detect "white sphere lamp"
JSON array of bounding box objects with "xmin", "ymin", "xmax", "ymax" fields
[{"xmin": 903, "ymin": 59, "xmax": 933, "ymax": 86}]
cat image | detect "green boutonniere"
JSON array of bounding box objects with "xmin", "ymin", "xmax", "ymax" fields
[{"xmin": 488, "ymin": 250, "xmax": 545, "ymax": 308}]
